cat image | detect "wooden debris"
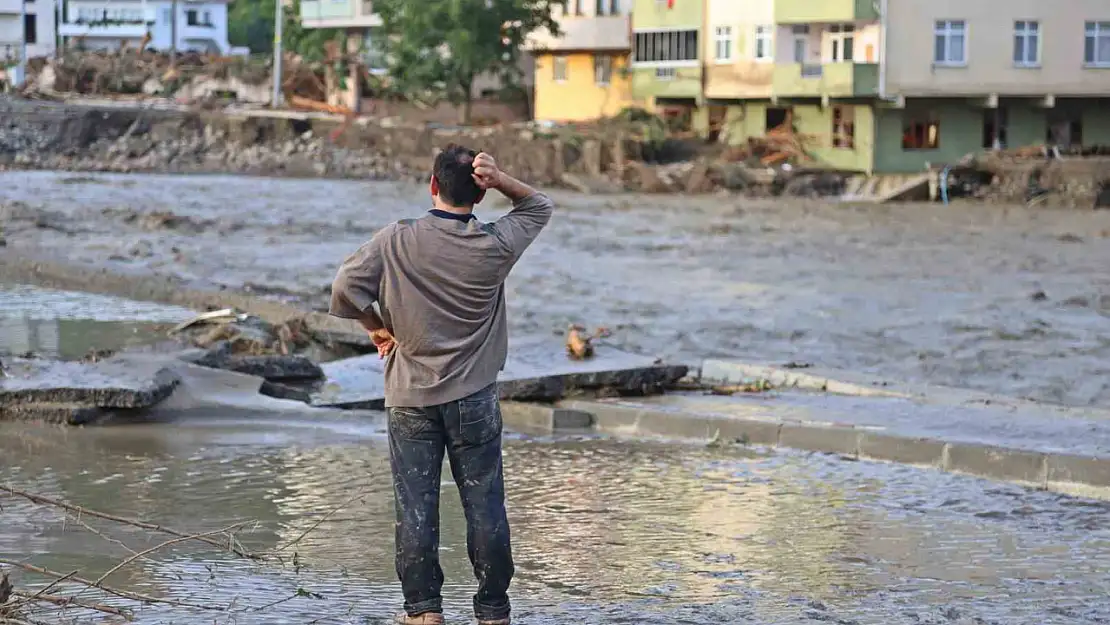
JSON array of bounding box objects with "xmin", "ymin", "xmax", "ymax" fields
[
  {"xmin": 564, "ymin": 325, "xmax": 612, "ymax": 360},
  {"xmin": 709, "ymin": 379, "xmax": 774, "ymax": 395}
]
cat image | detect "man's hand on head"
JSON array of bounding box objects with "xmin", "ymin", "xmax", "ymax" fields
[{"xmin": 471, "ymin": 152, "xmax": 503, "ymax": 191}]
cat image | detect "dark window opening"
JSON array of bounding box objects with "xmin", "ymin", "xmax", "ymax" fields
[
  {"xmin": 902, "ymin": 118, "xmax": 940, "ymax": 150},
  {"xmin": 982, "ymin": 108, "xmax": 1009, "ymax": 150},
  {"xmin": 24, "ymin": 14, "xmax": 37, "ymax": 44},
  {"xmin": 186, "ymin": 9, "xmax": 199, "ymax": 25},
  {"xmin": 1046, "ymin": 119, "xmax": 1082, "ymax": 147},
  {"xmin": 765, "ymin": 107, "xmax": 789, "ymax": 131},
  {"xmin": 832, "ymin": 106, "xmax": 855, "ymax": 148}
]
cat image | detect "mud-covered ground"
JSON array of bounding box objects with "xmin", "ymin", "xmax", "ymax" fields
[{"xmin": 3, "ymin": 171, "xmax": 1110, "ymax": 407}]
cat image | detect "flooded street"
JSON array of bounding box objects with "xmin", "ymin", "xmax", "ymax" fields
[
  {"xmin": 3, "ymin": 418, "xmax": 1110, "ymax": 624},
  {"xmin": 3, "ymin": 171, "xmax": 1110, "ymax": 406}
]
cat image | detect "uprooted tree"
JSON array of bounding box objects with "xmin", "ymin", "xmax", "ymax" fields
[{"xmin": 372, "ymin": 0, "xmax": 561, "ymax": 124}]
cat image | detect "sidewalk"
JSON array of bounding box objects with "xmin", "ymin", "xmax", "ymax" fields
[{"xmin": 504, "ymin": 360, "xmax": 1110, "ymax": 500}]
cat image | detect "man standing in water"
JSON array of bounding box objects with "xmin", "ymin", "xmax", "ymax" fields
[{"xmin": 329, "ymin": 145, "xmax": 554, "ymax": 625}]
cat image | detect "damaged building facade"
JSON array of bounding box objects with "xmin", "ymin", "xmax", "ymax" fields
[
  {"xmin": 57, "ymin": 0, "xmax": 239, "ymax": 54},
  {"xmin": 538, "ymin": 0, "xmax": 1110, "ymax": 174}
]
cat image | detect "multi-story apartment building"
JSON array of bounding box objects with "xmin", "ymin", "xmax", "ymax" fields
[
  {"xmin": 629, "ymin": 0, "xmax": 703, "ymax": 125},
  {"xmin": 623, "ymin": 0, "xmax": 1110, "ymax": 174},
  {"xmin": 877, "ymin": 0, "xmax": 1110, "ymax": 172},
  {"xmin": 58, "ymin": 0, "xmax": 237, "ymax": 54},
  {"xmin": 1, "ymin": 0, "xmax": 58, "ymax": 63},
  {"xmin": 527, "ymin": 0, "xmax": 638, "ymax": 122}
]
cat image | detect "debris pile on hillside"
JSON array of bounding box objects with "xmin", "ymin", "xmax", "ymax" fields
[{"xmin": 17, "ymin": 47, "xmax": 328, "ymax": 105}]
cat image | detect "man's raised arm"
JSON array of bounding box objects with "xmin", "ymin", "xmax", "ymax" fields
[{"xmin": 473, "ymin": 152, "xmax": 554, "ymax": 260}]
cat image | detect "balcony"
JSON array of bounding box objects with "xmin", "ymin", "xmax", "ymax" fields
[
  {"xmin": 772, "ymin": 61, "xmax": 877, "ymax": 98},
  {"xmin": 773, "ymin": 0, "xmax": 878, "ymax": 24},
  {"xmin": 527, "ymin": 15, "xmax": 630, "ymax": 52},
  {"xmin": 631, "ymin": 65, "xmax": 701, "ymax": 100},
  {"xmin": 58, "ymin": 21, "xmax": 151, "ymax": 38},
  {"xmin": 300, "ymin": 0, "xmax": 381, "ymax": 29}
]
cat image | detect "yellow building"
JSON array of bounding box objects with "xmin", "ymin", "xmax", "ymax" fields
[{"xmin": 527, "ymin": 1, "xmax": 640, "ymax": 122}]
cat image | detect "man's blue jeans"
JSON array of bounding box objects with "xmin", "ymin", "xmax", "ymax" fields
[{"xmin": 387, "ymin": 383, "xmax": 513, "ymax": 621}]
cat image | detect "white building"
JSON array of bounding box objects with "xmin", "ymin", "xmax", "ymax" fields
[
  {"xmin": 0, "ymin": 0, "xmax": 58, "ymax": 62},
  {"xmin": 58, "ymin": 0, "xmax": 238, "ymax": 55}
]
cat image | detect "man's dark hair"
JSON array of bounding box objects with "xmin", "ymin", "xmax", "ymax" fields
[{"xmin": 433, "ymin": 144, "xmax": 483, "ymax": 207}]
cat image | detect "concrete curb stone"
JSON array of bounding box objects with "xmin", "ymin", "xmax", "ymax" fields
[{"xmin": 550, "ymin": 399, "xmax": 1110, "ymax": 501}]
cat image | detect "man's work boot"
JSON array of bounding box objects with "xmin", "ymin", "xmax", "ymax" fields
[{"xmin": 393, "ymin": 612, "xmax": 445, "ymax": 625}]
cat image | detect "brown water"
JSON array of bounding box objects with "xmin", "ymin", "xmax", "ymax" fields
[
  {"xmin": 3, "ymin": 171, "xmax": 1110, "ymax": 407},
  {"xmin": 1, "ymin": 289, "xmax": 1108, "ymax": 623},
  {"xmin": 3, "ymin": 417, "xmax": 1110, "ymax": 624}
]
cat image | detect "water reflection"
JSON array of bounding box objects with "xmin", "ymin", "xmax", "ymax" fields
[
  {"xmin": 1, "ymin": 420, "xmax": 1108, "ymax": 624},
  {"xmin": 0, "ymin": 285, "xmax": 193, "ymax": 359}
]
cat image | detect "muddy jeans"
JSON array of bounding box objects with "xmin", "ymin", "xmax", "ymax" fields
[{"xmin": 387, "ymin": 383, "xmax": 513, "ymax": 621}]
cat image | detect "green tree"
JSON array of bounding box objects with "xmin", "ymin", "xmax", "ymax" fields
[
  {"xmin": 372, "ymin": 0, "xmax": 560, "ymax": 123},
  {"xmin": 228, "ymin": 0, "xmax": 343, "ymax": 60}
]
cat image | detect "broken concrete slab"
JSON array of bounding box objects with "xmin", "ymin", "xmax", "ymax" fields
[
  {"xmin": 0, "ymin": 357, "xmax": 180, "ymax": 412},
  {"xmin": 193, "ymin": 352, "xmax": 324, "ymax": 381},
  {"xmin": 0, "ymin": 403, "xmax": 108, "ymax": 425},
  {"xmin": 310, "ymin": 335, "xmax": 687, "ymax": 409}
]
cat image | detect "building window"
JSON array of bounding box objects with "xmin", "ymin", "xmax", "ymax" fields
[
  {"xmin": 791, "ymin": 25, "xmax": 809, "ymax": 63},
  {"xmin": 573, "ymin": 0, "xmax": 582, "ymax": 16},
  {"xmin": 1085, "ymin": 21, "xmax": 1110, "ymax": 66},
  {"xmin": 633, "ymin": 30, "xmax": 699, "ymax": 63},
  {"xmin": 24, "ymin": 13, "xmax": 36, "ymax": 44},
  {"xmin": 714, "ymin": 26, "xmax": 732, "ymax": 62},
  {"xmin": 754, "ymin": 25, "xmax": 772, "ymax": 61},
  {"xmin": 655, "ymin": 67, "xmax": 676, "ymax": 80},
  {"xmin": 830, "ymin": 24, "xmax": 854, "ymax": 62},
  {"xmin": 594, "ymin": 54, "xmax": 612, "ymax": 85},
  {"xmin": 1013, "ymin": 20, "xmax": 1039, "ymax": 66},
  {"xmin": 186, "ymin": 9, "xmax": 199, "ymax": 25},
  {"xmin": 832, "ymin": 106, "xmax": 855, "ymax": 148},
  {"xmin": 553, "ymin": 55, "xmax": 568, "ymax": 82},
  {"xmin": 902, "ymin": 117, "xmax": 940, "ymax": 150},
  {"xmin": 934, "ymin": 20, "xmax": 967, "ymax": 66},
  {"xmin": 596, "ymin": 0, "xmax": 605, "ymax": 15},
  {"xmin": 610, "ymin": 0, "xmax": 619, "ymax": 13}
]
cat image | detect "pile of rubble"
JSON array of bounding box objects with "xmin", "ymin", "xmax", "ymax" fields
[
  {"xmin": 18, "ymin": 48, "xmax": 327, "ymax": 106},
  {"xmin": 954, "ymin": 146, "xmax": 1110, "ymax": 208}
]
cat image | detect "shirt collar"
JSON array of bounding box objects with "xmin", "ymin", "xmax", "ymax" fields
[{"xmin": 428, "ymin": 209, "xmax": 476, "ymax": 222}]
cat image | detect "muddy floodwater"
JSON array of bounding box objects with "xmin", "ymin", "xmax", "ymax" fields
[
  {"xmin": 4, "ymin": 171, "xmax": 1110, "ymax": 407},
  {"xmin": 2, "ymin": 208, "xmax": 1110, "ymax": 623},
  {"xmin": 3, "ymin": 417, "xmax": 1110, "ymax": 625}
]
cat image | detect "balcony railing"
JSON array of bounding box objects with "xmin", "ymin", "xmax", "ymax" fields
[
  {"xmin": 772, "ymin": 61, "xmax": 878, "ymax": 97},
  {"xmin": 58, "ymin": 21, "xmax": 152, "ymax": 37},
  {"xmin": 774, "ymin": 0, "xmax": 878, "ymax": 23}
]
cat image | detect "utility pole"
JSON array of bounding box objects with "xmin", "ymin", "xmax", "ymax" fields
[
  {"xmin": 271, "ymin": 0, "xmax": 283, "ymax": 107},
  {"xmin": 18, "ymin": 0, "xmax": 27, "ymax": 86},
  {"xmin": 170, "ymin": 0, "xmax": 178, "ymax": 65}
]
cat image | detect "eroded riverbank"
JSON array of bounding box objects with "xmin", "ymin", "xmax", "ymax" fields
[{"xmin": 3, "ymin": 171, "xmax": 1109, "ymax": 407}]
